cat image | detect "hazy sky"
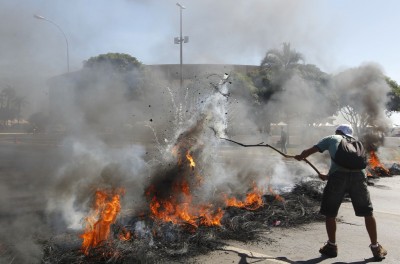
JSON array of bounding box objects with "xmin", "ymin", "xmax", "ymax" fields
[{"xmin": 0, "ymin": 0, "xmax": 399, "ymax": 113}]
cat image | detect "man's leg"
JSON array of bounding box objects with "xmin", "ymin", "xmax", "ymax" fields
[
  {"xmin": 365, "ymin": 215, "xmax": 387, "ymax": 260},
  {"xmin": 326, "ymin": 216, "xmax": 336, "ymax": 243},
  {"xmin": 349, "ymin": 172, "xmax": 387, "ymax": 260},
  {"xmin": 319, "ymin": 172, "xmax": 344, "ymax": 257},
  {"xmin": 348, "ymin": 173, "xmax": 377, "ymax": 244},
  {"xmin": 365, "ymin": 215, "xmax": 377, "ymax": 244},
  {"xmin": 319, "ymin": 216, "xmax": 338, "ymax": 257}
]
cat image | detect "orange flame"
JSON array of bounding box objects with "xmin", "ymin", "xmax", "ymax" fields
[
  {"xmin": 148, "ymin": 179, "xmax": 223, "ymax": 227},
  {"xmin": 199, "ymin": 206, "xmax": 224, "ymax": 226},
  {"xmin": 225, "ymin": 185, "xmax": 264, "ymax": 210},
  {"xmin": 186, "ymin": 151, "xmax": 196, "ymax": 170},
  {"xmin": 369, "ymin": 150, "xmax": 381, "ymax": 168},
  {"xmin": 119, "ymin": 228, "xmax": 132, "ymax": 241},
  {"xmin": 268, "ymin": 187, "xmax": 285, "ymax": 202},
  {"xmin": 80, "ymin": 188, "xmax": 124, "ymax": 255},
  {"xmin": 369, "ymin": 150, "xmax": 389, "ymax": 175},
  {"xmin": 147, "ymin": 148, "xmax": 224, "ymax": 227}
]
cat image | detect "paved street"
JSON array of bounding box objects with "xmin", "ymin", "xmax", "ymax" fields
[{"xmin": 192, "ymin": 175, "xmax": 400, "ymax": 263}]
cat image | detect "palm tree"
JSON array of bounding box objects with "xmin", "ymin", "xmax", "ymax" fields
[
  {"xmin": 259, "ymin": 43, "xmax": 305, "ymax": 145},
  {"xmin": 260, "ymin": 42, "xmax": 304, "ymax": 72}
]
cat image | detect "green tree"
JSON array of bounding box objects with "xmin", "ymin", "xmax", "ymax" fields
[
  {"xmin": 69, "ymin": 53, "xmax": 147, "ymax": 130},
  {"xmin": 257, "ymin": 42, "xmax": 305, "ymax": 106},
  {"xmin": 260, "ymin": 42, "xmax": 304, "ymax": 90},
  {"xmin": 386, "ymin": 77, "xmax": 400, "ymax": 112},
  {"xmin": 257, "ymin": 43, "xmax": 336, "ymax": 124},
  {"xmin": 339, "ymin": 105, "xmax": 367, "ymax": 137},
  {"xmin": 80, "ymin": 53, "xmax": 145, "ymax": 101},
  {"xmin": 260, "ymin": 42, "xmax": 304, "ymax": 72},
  {"xmin": 229, "ymin": 71, "xmax": 269, "ymax": 133},
  {"xmin": 83, "ymin": 53, "xmax": 142, "ymax": 72},
  {"xmin": 296, "ymin": 64, "xmax": 337, "ymax": 123},
  {"xmin": 333, "ymin": 66, "xmax": 390, "ymax": 137}
]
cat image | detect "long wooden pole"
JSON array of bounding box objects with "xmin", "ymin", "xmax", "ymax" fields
[{"xmin": 221, "ymin": 138, "xmax": 322, "ymax": 176}]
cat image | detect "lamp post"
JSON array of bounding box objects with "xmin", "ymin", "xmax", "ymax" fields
[
  {"xmin": 34, "ymin": 14, "xmax": 70, "ymax": 73},
  {"xmin": 174, "ymin": 3, "xmax": 189, "ymax": 89}
]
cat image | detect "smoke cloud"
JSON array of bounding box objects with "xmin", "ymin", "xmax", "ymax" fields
[
  {"xmin": 332, "ymin": 63, "xmax": 391, "ymax": 149},
  {"xmin": 0, "ymin": 1, "xmax": 396, "ymax": 262},
  {"xmin": 0, "ymin": 0, "xmax": 334, "ymax": 116}
]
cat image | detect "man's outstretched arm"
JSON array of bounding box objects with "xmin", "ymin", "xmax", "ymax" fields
[
  {"xmin": 294, "ymin": 146, "xmax": 319, "ymax": 161},
  {"xmin": 295, "ymin": 146, "xmax": 328, "ymax": 181}
]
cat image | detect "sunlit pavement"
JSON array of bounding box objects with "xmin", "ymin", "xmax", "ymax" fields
[
  {"xmin": 192, "ymin": 176, "xmax": 400, "ymax": 264},
  {"xmin": 192, "ymin": 136, "xmax": 400, "ymax": 263}
]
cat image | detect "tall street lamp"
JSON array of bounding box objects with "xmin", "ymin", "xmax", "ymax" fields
[
  {"xmin": 174, "ymin": 3, "xmax": 189, "ymax": 89},
  {"xmin": 34, "ymin": 14, "xmax": 70, "ymax": 73}
]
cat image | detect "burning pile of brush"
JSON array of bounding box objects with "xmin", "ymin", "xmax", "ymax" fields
[
  {"xmin": 38, "ymin": 126, "xmax": 400, "ymax": 264},
  {"xmin": 41, "ymin": 186, "xmax": 323, "ymax": 263},
  {"xmin": 39, "ymin": 142, "xmax": 400, "ymax": 262},
  {"xmin": 363, "ymin": 133, "xmax": 395, "ymax": 178},
  {"xmin": 41, "ymin": 124, "xmax": 324, "ymax": 263},
  {"xmin": 367, "ymin": 150, "xmax": 391, "ymax": 178},
  {"xmin": 40, "ymin": 128, "xmax": 400, "ymax": 263}
]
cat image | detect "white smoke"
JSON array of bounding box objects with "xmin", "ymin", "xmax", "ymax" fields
[
  {"xmin": 46, "ymin": 137, "xmax": 148, "ymax": 230},
  {"xmin": 0, "ymin": 1, "xmax": 397, "ymax": 261},
  {"xmin": 333, "ymin": 63, "xmax": 391, "ymax": 133}
]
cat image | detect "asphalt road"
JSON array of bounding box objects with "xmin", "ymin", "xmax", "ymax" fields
[
  {"xmin": 0, "ymin": 141, "xmax": 65, "ymax": 219},
  {"xmin": 191, "ymin": 175, "xmax": 400, "ymax": 263}
]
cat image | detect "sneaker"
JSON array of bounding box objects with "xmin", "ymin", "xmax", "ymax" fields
[
  {"xmin": 319, "ymin": 242, "xmax": 338, "ymax": 258},
  {"xmin": 370, "ymin": 244, "xmax": 387, "ymax": 261}
]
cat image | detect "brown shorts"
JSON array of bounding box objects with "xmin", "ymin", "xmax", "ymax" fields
[{"xmin": 320, "ymin": 171, "xmax": 373, "ymax": 217}]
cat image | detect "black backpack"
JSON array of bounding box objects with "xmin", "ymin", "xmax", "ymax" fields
[{"xmin": 332, "ymin": 136, "xmax": 367, "ymax": 170}]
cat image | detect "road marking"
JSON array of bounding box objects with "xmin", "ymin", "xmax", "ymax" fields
[{"xmin": 220, "ymin": 245, "xmax": 288, "ymax": 263}]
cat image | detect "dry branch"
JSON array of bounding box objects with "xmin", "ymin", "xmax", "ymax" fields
[{"xmin": 220, "ymin": 137, "xmax": 322, "ymax": 176}]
